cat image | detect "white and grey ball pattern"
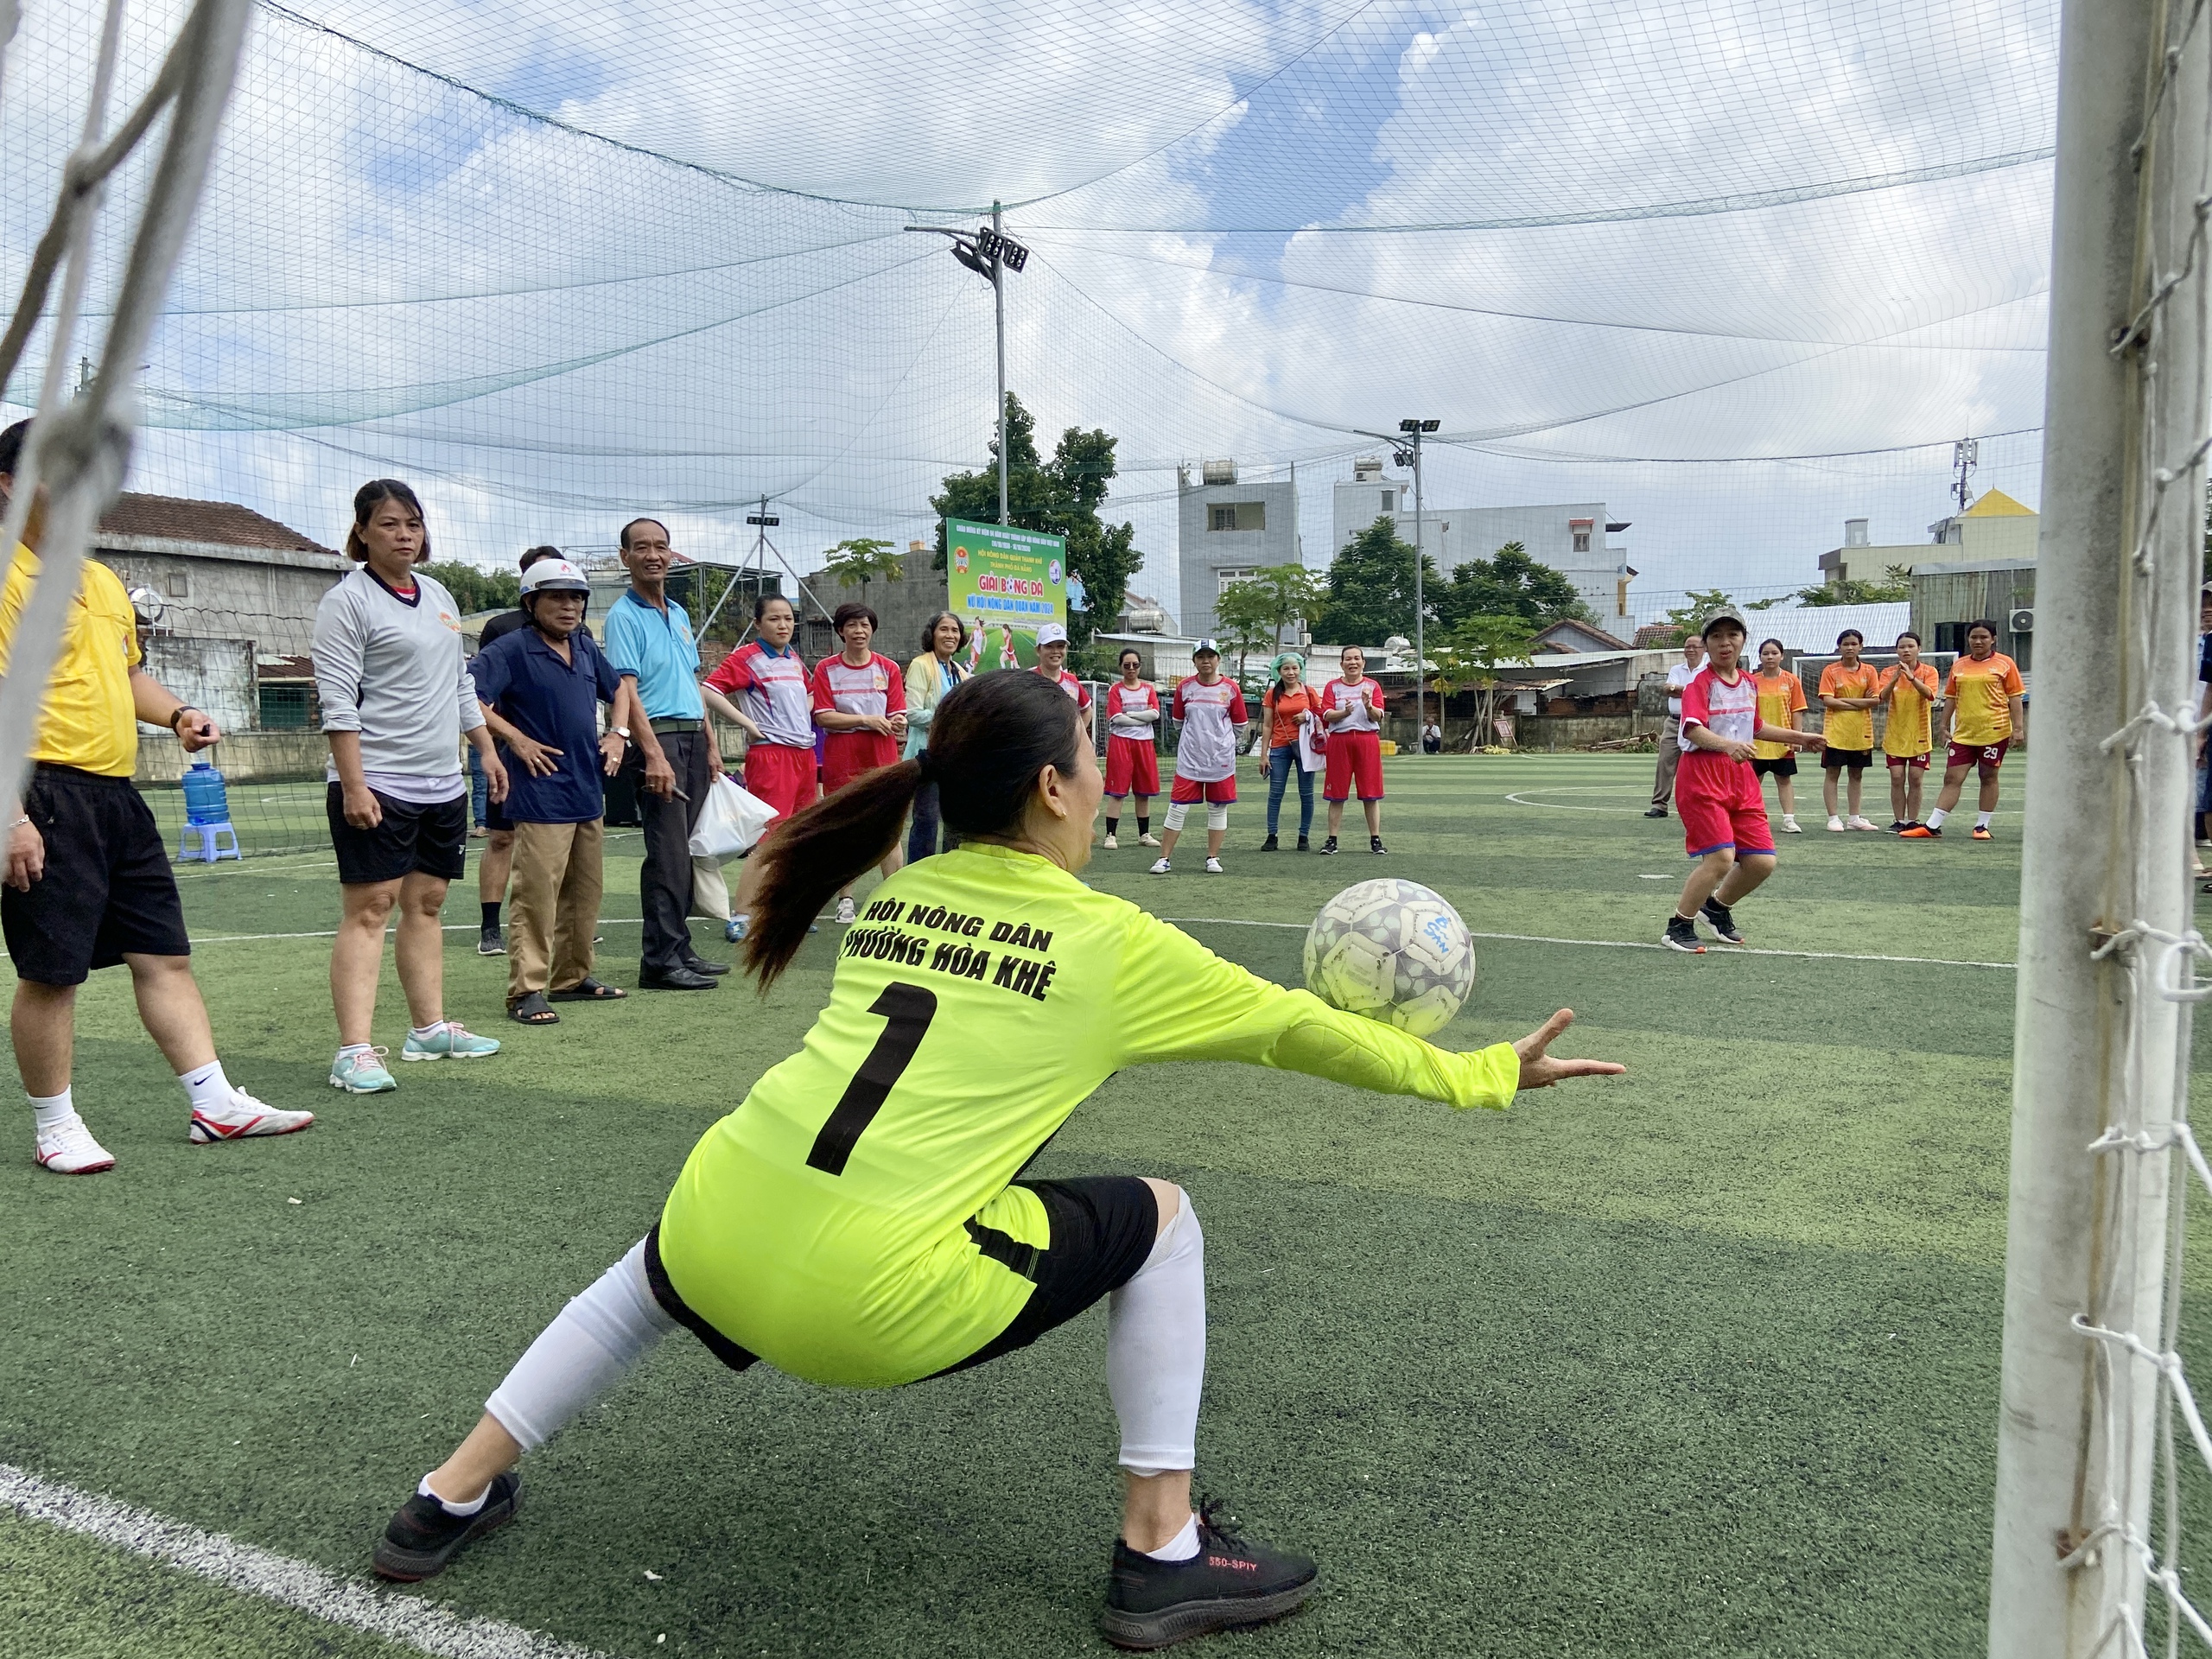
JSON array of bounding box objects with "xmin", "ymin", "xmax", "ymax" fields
[{"xmin": 1302, "ymin": 879, "xmax": 1477, "ymax": 1039}]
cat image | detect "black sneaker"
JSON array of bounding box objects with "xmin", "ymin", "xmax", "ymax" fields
[
  {"xmin": 1319, "ymin": 836, "xmax": 1338, "ymax": 855},
  {"xmin": 1662, "ymin": 915, "xmax": 1705, "ymax": 954},
  {"xmin": 1643, "ymin": 805, "xmax": 1669, "ymax": 818},
  {"xmin": 1698, "ymin": 899, "xmax": 1745, "ymax": 944},
  {"xmin": 1100, "ymin": 1501, "xmax": 1318, "ymax": 1651},
  {"xmin": 372, "ymin": 1471, "xmax": 521, "ymax": 1581},
  {"xmin": 477, "ymin": 925, "xmax": 505, "ymax": 957},
  {"xmin": 1370, "ymin": 836, "xmax": 1386, "ymax": 855},
  {"xmin": 1294, "ymin": 836, "xmax": 1309, "ymax": 851},
  {"xmin": 1260, "ymin": 834, "xmax": 1279, "ymax": 851}
]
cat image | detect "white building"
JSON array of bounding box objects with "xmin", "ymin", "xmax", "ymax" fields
[
  {"xmin": 1176, "ymin": 459, "xmax": 1300, "ymax": 644},
  {"xmin": 1328, "ymin": 458, "xmax": 1636, "ymax": 637}
]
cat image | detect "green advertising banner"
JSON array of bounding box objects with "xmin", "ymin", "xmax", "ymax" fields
[{"xmin": 944, "ymin": 517, "xmax": 1068, "ymax": 671}]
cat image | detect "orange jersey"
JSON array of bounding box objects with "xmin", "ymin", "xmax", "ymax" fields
[
  {"xmin": 1751, "ymin": 671, "xmax": 1805, "ymax": 760},
  {"xmin": 1944, "ymin": 652, "xmax": 2024, "ymax": 746},
  {"xmin": 1878, "ymin": 662, "xmax": 1941, "ymax": 756},
  {"xmin": 1817, "ymin": 659, "xmax": 1882, "ymax": 752}
]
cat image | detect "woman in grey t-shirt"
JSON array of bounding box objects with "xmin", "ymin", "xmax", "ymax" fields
[{"xmin": 311, "ymin": 480, "xmax": 507, "ymax": 1092}]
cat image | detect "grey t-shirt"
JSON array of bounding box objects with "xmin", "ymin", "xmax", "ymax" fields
[{"xmin": 313, "ymin": 566, "xmax": 484, "ymax": 792}]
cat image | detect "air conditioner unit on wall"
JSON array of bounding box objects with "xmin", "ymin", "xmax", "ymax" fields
[{"xmin": 2009, "ymin": 607, "xmax": 2034, "ymax": 633}]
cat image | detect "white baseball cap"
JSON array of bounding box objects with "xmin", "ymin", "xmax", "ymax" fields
[{"xmin": 1036, "ymin": 622, "xmax": 1070, "ymax": 645}]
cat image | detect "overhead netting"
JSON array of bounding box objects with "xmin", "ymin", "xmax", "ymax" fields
[{"xmin": 2, "ymin": 0, "xmax": 2056, "ymax": 606}]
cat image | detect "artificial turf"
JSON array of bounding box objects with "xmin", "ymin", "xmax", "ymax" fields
[{"xmin": 0, "ymin": 751, "xmax": 2119, "ymax": 1656}]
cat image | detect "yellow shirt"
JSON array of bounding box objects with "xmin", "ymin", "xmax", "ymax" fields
[
  {"xmin": 0, "ymin": 545, "xmax": 142, "ymax": 777},
  {"xmin": 1945, "ymin": 652, "xmax": 2024, "ymax": 746},
  {"xmin": 1878, "ymin": 662, "xmax": 1940, "ymax": 756},
  {"xmin": 1817, "ymin": 659, "xmax": 1881, "ymax": 752},
  {"xmin": 1751, "ymin": 671, "xmax": 1805, "ymax": 760}
]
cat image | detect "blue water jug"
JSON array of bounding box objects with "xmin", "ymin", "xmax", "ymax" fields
[{"xmin": 181, "ymin": 757, "xmax": 231, "ymax": 826}]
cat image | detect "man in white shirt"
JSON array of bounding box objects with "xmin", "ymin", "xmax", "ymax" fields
[{"xmin": 1646, "ymin": 634, "xmax": 1707, "ymax": 817}]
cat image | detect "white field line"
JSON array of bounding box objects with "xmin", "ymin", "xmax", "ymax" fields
[
  {"xmin": 0, "ymin": 1463, "xmax": 614, "ymax": 1659},
  {"xmin": 1158, "ymin": 916, "xmax": 2017, "ymax": 970}
]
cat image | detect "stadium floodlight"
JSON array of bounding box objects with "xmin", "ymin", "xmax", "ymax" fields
[
  {"xmin": 905, "ymin": 202, "xmax": 1027, "ymax": 524},
  {"xmin": 1358, "ymin": 418, "xmax": 1442, "ymax": 746}
]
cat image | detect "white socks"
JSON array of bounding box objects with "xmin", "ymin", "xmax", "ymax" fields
[
  {"xmin": 178, "ymin": 1061, "xmax": 231, "ymax": 1111},
  {"xmin": 484, "ymin": 1236, "xmax": 677, "ymax": 1452},
  {"xmin": 410, "ymin": 1022, "xmax": 447, "ymax": 1041},
  {"xmin": 1976, "ymin": 811, "xmax": 1993, "ymax": 830},
  {"xmin": 1927, "ymin": 807, "xmax": 1948, "ymax": 830},
  {"xmin": 30, "ymin": 1090, "xmax": 73, "ymax": 1135},
  {"xmin": 419, "ymin": 1474, "xmax": 487, "ymax": 1516},
  {"xmin": 1109, "ymin": 1186, "xmax": 1206, "ymax": 1478},
  {"xmin": 1143, "ymin": 1513, "xmax": 1201, "ymax": 1561}
]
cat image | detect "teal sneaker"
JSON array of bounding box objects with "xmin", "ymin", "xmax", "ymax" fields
[
  {"xmin": 329, "ymin": 1046, "xmax": 397, "ymax": 1093},
  {"xmin": 400, "ymin": 1022, "xmax": 502, "ymax": 1063}
]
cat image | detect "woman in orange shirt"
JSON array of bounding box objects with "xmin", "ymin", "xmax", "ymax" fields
[
  {"xmin": 1260, "ymin": 653, "xmax": 1318, "ymax": 851},
  {"xmin": 1750, "ymin": 638, "xmax": 1808, "ymax": 834}
]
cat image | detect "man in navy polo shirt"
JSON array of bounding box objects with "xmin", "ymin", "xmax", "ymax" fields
[{"xmin": 469, "ymin": 559, "xmax": 642, "ymax": 1026}]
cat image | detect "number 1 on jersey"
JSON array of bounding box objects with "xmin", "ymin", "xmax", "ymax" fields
[{"xmin": 806, "ymin": 982, "xmax": 938, "ymax": 1176}]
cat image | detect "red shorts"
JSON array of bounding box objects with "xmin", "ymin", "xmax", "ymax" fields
[
  {"xmin": 1104, "ymin": 736, "xmax": 1160, "ymax": 798},
  {"xmin": 1676, "ymin": 750, "xmax": 1776, "ymax": 859},
  {"xmin": 1170, "ymin": 774, "xmax": 1236, "ymax": 805},
  {"xmin": 1885, "ymin": 752, "xmax": 1930, "ymax": 772},
  {"xmin": 1322, "ymin": 729, "xmax": 1384, "ymax": 801},
  {"xmin": 740, "ymin": 743, "xmax": 818, "ymax": 830},
  {"xmin": 1947, "ymin": 738, "xmax": 2010, "ymax": 777},
  {"xmin": 822, "ymin": 732, "xmax": 899, "ymax": 795}
]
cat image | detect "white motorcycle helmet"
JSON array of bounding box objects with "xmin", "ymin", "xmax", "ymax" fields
[{"xmin": 520, "ymin": 556, "xmax": 592, "ymax": 612}]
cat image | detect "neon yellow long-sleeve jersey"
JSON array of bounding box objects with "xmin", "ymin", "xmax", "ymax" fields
[{"xmin": 658, "ymin": 841, "xmax": 1517, "ymax": 1386}]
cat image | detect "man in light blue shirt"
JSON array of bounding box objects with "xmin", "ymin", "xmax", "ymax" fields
[{"xmin": 604, "ymin": 518, "xmax": 722, "ymax": 990}]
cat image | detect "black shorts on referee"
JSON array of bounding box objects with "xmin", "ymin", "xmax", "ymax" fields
[{"xmin": 2, "ymin": 764, "xmax": 191, "ymax": 985}]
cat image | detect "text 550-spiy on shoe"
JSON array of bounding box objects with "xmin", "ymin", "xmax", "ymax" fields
[{"xmin": 1099, "ymin": 1501, "xmax": 1317, "ymax": 1651}]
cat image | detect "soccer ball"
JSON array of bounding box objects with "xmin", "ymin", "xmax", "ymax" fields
[{"xmin": 1303, "ymin": 879, "xmax": 1477, "ymax": 1039}]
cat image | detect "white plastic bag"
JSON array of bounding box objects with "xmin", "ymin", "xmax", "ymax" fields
[{"xmin": 688, "ymin": 775, "xmax": 779, "ymax": 861}]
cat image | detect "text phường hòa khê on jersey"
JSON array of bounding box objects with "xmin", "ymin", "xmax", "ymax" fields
[{"xmin": 839, "ymin": 898, "xmax": 1059, "ymax": 1001}]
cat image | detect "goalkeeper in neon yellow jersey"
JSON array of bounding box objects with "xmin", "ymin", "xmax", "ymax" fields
[{"xmin": 373, "ymin": 671, "xmax": 1623, "ymax": 1649}]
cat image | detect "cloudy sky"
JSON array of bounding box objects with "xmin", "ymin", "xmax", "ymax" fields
[{"xmin": 1, "ymin": 0, "xmax": 2057, "ymax": 623}]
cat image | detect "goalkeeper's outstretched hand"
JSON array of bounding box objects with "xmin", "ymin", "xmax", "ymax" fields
[{"xmin": 1513, "ymin": 1009, "xmax": 1624, "ymax": 1090}]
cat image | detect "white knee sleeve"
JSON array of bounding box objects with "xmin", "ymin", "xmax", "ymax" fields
[
  {"xmin": 485, "ymin": 1237, "xmax": 678, "ymax": 1452},
  {"xmin": 1205, "ymin": 803, "xmax": 1230, "ymax": 832},
  {"xmin": 1109, "ymin": 1187, "xmax": 1206, "ymax": 1476},
  {"xmin": 1163, "ymin": 801, "xmax": 1191, "ymax": 832}
]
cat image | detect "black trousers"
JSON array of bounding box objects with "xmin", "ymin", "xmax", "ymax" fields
[{"xmin": 627, "ymin": 728, "xmax": 710, "ymax": 973}]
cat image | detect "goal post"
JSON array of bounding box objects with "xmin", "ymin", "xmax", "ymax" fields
[{"xmin": 1990, "ymin": 0, "xmax": 2212, "ymax": 1651}]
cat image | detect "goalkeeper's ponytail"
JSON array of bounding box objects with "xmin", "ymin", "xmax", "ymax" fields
[{"xmin": 745, "ymin": 669, "xmax": 1085, "ymax": 988}]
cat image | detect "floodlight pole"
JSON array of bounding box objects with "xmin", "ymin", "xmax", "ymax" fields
[
  {"xmin": 1359, "ymin": 419, "xmax": 1441, "ymax": 747},
  {"xmin": 993, "ymin": 200, "xmax": 1008, "ymax": 525}
]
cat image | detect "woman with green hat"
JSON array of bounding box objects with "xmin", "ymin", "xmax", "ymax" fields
[{"xmin": 1259, "ymin": 652, "xmax": 1319, "ymax": 851}]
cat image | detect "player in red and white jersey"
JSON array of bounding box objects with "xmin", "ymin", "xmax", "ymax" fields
[
  {"xmin": 1664, "ymin": 610, "xmax": 1824, "ymax": 954},
  {"xmin": 810, "ymin": 601, "xmax": 907, "ymax": 925},
  {"xmin": 1150, "ymin": 640, "xmax": 1248, "ymax": 875},
  {"xmin": 702, "ymin": 593, "xmax": 817, "ymax": 944},
  {"xmin": 1102, "ymin": 645, "xmax": 1161, "ymax": 849},
  {"xmin": 1032, "ymin": 623, "xmax": 1092, "ymax": 709},
  {"xmin": 1318, "ymin": 645, "xmax": 1388, "ymax": 855}
]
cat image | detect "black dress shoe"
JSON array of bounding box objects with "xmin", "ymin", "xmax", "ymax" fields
[
  {"xmin": 683, "ymin": 957, "xmax": 732, "ymax": 976},
  {"xmin": 639, "ymin": 966, "xmax": 719, "ymax": 991}
]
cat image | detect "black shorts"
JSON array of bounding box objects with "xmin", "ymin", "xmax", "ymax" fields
[
  {"xmin": 484, "ymin": 791, "xmax": 513, "ymax": 835},
  {"xmin": 2, "ymin": 766, "xmax": 191, "ymax": 985},
  {"xmin": 643, "ymin": 1174, "xmax": 1161, "ymax": 1378},
  {"xmin": 1751, "ymin": 755, "xmax": 1797, "ymax": 779},
  {"xmin": 326, "ymin": 785, "xmax": 468, "ymax": 886},
  {"xmin": 1821, "ymin": 747, "xmax": 1874, "ymax": 772}
]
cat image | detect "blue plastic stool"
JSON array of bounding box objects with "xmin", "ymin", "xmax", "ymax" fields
[{"xmin": 177, "ymin": 821, "xmax": 240, "ymax": 863}]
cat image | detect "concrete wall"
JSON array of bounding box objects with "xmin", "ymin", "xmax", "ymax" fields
[
  {"xmin": 1910, "ymin": 564, "xmax": 2037, "ymax": 669},
  {"xmin": 141, "ymin": 636, "xmax": 257, "ymax": 734},
  {"xmin": 1178, "ymin": 476, "xmax": 1298, "ymax": 643},
  {"xmin": 135, "ymin": 728, "xmax": 330, "ymax": 785},
  {"xmin": 793, "ymin": 550, "xmax": 953, "ymax": 666},
  {"xmin": 96, "ymin": 535, "xmax": 345, "ymax": 658}
]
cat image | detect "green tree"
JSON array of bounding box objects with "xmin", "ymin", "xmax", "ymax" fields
[
  {"xmin": 1436, "ymin": 541, "xmax": 1592, "ymax": 632},
  {"xmin": 1215, "ymin": 563, "xmax": 1325, "ymax": 675},
  {"xmin": 930, "ymin": 393, "xmax": 1144, "ymax": 645},
  {"xmin": 423, "ymin": 561, "xmax": 520, "ymax": 616},
  {"xmin": 1429, "ymin": 612, "xmax": 1535, "ymax": 749},
  {"xmin": 1313, "ymin": 516, "xmax": 1439, "ymax": 646},
  {"xmin": 1211, "ymin": 579, "xmax": 1283, "ymax": 685},
  {"xmin": 1641, "ymin": 587, "xmax": 1738, "ymax": 646},
  {"xmin": 1795, "ymin": 565, "xmax": 1911, "ymax": 606},
  {"xmin": 821, "ymin": 537, "xmax": 906, "ymax": 597}
]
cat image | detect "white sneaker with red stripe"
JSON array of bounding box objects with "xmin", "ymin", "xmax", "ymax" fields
[
  {"xmin": 189, "ymin": 1090, "xmax": 315, "ymax": 1144},
  {"xmin": 35, "ymin": 1116, "xmax": 116, "ymax": 1174}
]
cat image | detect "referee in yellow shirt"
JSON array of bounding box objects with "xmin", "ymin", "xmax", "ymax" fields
[{"xmin": 0, "ymin": 422, "xmax": 314, "ymax": 1173}]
